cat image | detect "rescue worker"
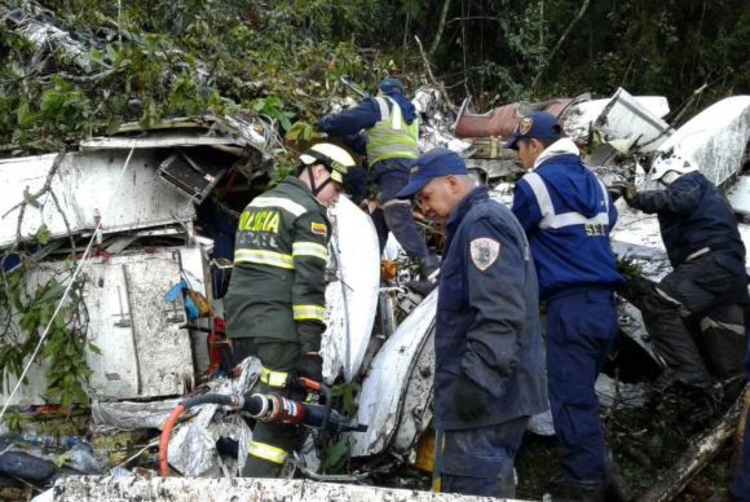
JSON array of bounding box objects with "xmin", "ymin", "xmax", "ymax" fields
[
  {"xmin": 508, "ymin": 112, "xmax": 626, "ymax": 501},
  {"xmin": 731, "ymin": 332, "xmax": 750, "ymax": 501},
  {"xmin": 224, "ymin": 143, "xmax": 358, "ymax": 478},
  {"xmin": 396, "ymin": 148, "xmax": 548, "ymax": 497},
  {"xmin": 621, "ymin": 154, "xmax": 748, "ymax": 389},
  {"xmin": 317, "ymin": 77, "xmax": 439, "ymax": 285}
]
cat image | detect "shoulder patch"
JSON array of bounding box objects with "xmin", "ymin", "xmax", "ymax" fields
[
  {"xmin": 311, "ymin": 222, "xmax": 328, "ymax": 236},
  {"xmin": 470, "ymin": 238, "xmax": 501, "ymax": 271}
]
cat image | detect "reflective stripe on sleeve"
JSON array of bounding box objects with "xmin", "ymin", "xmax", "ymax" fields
[
  {"xmin": 524, "ymin": 172, "xmax": 610, "ymax": 229},
  {"xmin": 234, "ymin": 249, "xmax": 294, "ymax": 269},
  {"xmin": 249, "ymin": 196, "xmax": 307, "ymax": 217},
  {"xmin": 260, "ymin": 367, "xmax": 289, "ymax": 388},
  {"xmin": 292, "ymin": 242, "xmax": 328, "ymax": 261},
  {"xmin": 247, "ymin": 441, "xmax": 289, "ymax": 465},
  {"xmin": 293, "ymin": 304, "xmax": 326, "ymax": 322}
]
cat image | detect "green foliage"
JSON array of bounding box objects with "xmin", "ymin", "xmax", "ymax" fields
[
  {"xmin": 322, "ymin": 435, "xmax": 352, "ymax": 474},
  {"xmin": 0, "ymin": 258, "xmax": 92, "ymax": 410}
]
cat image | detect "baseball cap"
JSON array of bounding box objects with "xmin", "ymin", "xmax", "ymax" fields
[
  {"xmin": 378, "ymin": 77, "xmax": 405, "ymax": 95},
  {"xmin": 396, "ymin": 148, "xmax": 468, "ymax": 199},
  {"xmin": 504, "ymin": 111, "xmax": 563, "ymax": 150}
]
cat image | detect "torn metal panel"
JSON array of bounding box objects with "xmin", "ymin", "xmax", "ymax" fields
[
  {"xmin": 351, "ymin": 290, "xmax": 437, "ymax": 458},
  {"xmin": 321, "ymin": 196, "xmax": 380, "ymax": 383},
  {"xmin": 3, "ymin": 5, "xmax": 97, "ymax": 73},
  {"xmin": 657, "ymin": 95, "xmax": 750, "ymax": 186},
  {"xmin": 391, "ymin": 328, "xmax": 435, "ymax": 456},
  {"xmin": 1, "ymin": 246, "xmax": 207, "ymax": 405},
  {"xmin": 0, "ymin": 150, "xmax": 195, "ymax": 249},
  {"xmin": 53, "ymin": 476, "xmax": 519, "ymax": 501},
  {"xmin": 563, "ymin": 92, "xmax": 670, "ymax": 145},
  {"xmin": 593, "ymin": 88, "xmax": 673, "ymax": 153}
]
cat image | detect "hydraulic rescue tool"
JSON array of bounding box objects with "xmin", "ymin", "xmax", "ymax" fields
[{"xmin": 159, "ymin": 377, "xmax": 367, "ymax": 476}]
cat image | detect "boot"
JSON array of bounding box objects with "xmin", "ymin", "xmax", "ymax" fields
[
  {"xmin": 546, "ymin": 475, "xmax": 606, "ymax": 502},
  {"xmin": 603, "ymin": 445, "xmax": 634, "ymax": 502}
]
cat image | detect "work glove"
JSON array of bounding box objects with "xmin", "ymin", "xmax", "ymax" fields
[
  {"xmin": 453, "ymin": 374, "xmax": 490, "ymax": 422},
  {"xmin": 608, "ymin": 182, "xmax": 638, "ymax": 205},
  {"xmin": 296, "ymin": 353, "xmax": 323, "ymax": 382}
]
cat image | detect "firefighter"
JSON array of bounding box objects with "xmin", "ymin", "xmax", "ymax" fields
[
  {"xmin": 317, "ymin": 77, "xmax": 439, "ymax": 285},
  {"xmin": 508, "ymin": 112, "xmax": 626, "ymax": 501},
  {"xmin": 621, "ymin": 155, "xmax": 748, "ymax": 389},
  {"xmin": 224, "ymin": 143, "xmax": 358, "ymax": 477},
  {"xmin": 397, "ymin": 148, "xmax": 548, "ymax": 497}
]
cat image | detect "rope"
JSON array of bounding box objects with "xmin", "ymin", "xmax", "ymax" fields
[{"xmin": 0, "ymin": 146, "xmax": 136, "ymax": 420}]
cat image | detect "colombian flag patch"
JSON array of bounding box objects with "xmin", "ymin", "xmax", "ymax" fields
[{"xmin": 311, "ymin": 222, "xmax": 328, "ymax": 236}]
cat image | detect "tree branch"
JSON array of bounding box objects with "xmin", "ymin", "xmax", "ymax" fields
[
  {"xmin": 428, "ymin": 0, "xmax": 452, "ymax": 57},
  {"xmin": 531, "ymin": 0, "xmax": 592, "ymax": 93},
  {"xmin": 414, "ymin": 35, "xmax": 455, "ymax": 109}
]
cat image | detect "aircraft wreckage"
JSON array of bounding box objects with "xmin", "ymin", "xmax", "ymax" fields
[{"xmin": 1, "ymin": 85, "xmax": 750, "ymax": 501}]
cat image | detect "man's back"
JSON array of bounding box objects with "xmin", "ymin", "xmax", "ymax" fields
[{"xmin": 512, "ymin": 152, "xmax": 624, "ymax": 299}]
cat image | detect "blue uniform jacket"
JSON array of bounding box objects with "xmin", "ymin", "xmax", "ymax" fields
[
  {"xmin": 512, "ymin": 153, "xmax": 625, "ymax": 299},
  {"xmin": 435, "ymin": 186, "xmax": 548, "ymax": 430},
  {"xmin": 317, "ymin": 93, "xmax": 417, "ymax": 158},
  {"xmin": 629, "ymin": 172, "xmax": 746, "ymax": 267}
]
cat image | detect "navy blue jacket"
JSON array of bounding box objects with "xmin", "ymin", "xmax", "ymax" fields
[
  {"xmin": 629, "ymin": 172, "xmax": 746, "ymax": 267},
  {"xmin": 512, "ymin": 153, "xmax": 625, "ymax": 299},
  {"xmin": 435, "ymin": 186, "xmax": 548, "ymax": 430},
  {"xmin": 317, "ymin": 93, "xmax": 417, "ymax": 156}
]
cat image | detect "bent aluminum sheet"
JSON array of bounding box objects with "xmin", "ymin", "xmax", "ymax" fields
[
  {"xmin": 351, "ymin": 290, "xmax": 437, "ymax": 458},
  {"xmin": 0, "ymin": 150, "xmax": 195, "ymax": 249},
  {"xmin": 53, "ymin": 476, "xmax": 521, "ymax": 502},
  {"xmin": 1, "ymin": 246, "xmax": 206, "ymax": 405},
  {"xmin": 657, "ymin": 95, "xmax": 750, "ymax": 187},
  {"xmin": 321, "ymin": 196, "xmax": 380, "ymax": 383},
  {"xmin": 563, "ymin": 92, "xmax": 670, "ymax": 145},
  {"xmin": 593, "ymin": 88, "xmax": 673, "ymax": 153}
]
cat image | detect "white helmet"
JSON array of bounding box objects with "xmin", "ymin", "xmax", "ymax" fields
[
  {"xmin": 649, "ymin": 154, "xmax": 699, "ymax": 182},
  {"xmin": 299, "ymin": 143, "xmax": 356, "ymax": 184}
]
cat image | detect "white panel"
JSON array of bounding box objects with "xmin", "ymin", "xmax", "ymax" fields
[
  {"xmin": 351, "ymin": 290, "xmax": 437, "ymax": 457},
  {"xmin": 0, "ymin": 246, "xmax": 206, "ymax": 405},
  {"xmin": 321, "ymin": 196, "xmax": 380, "ymax": 383},
  {"xmin": 657, "ymin": 95, "xmax": 750, "ymax": 186},
  {"xmin": 0, "ymin": 149, "xmax": 195, "ymax": 249}
]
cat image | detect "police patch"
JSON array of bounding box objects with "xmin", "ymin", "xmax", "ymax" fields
[
  {"xmin": 470, "ymin": 238, "xmax": 500, "ymax": 271},
  {"xmin": 311, "ymin": 222, "xmax": 328, "ymax": 236},
  {"xmin": 519, "ymin": 117, "xmax": 533, "ymax": 135}
]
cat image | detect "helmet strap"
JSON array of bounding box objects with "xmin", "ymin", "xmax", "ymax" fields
[{"xmin": 305, "ymin": 164, "xmax": 333, "ymax": 196}]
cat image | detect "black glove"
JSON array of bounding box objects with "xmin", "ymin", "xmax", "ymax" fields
[
  {"xmin": 296, "ymin": 353, "xmax": 323, "ymax": 382},
  {"xmin": 453, "ymin": 374, "xmax": 490, "ymax": 422},
  {"xmin": 607, "ymin": 181, "xmax": 637, "ymax": 203}
]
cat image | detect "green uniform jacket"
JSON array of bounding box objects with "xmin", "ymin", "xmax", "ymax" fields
[{"xmin": 225, "ymin": 177, "xmax": 331, "ymax": 354}]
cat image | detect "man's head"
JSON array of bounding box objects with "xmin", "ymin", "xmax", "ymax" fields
[
  {"xmin": 378, "ymin": 77, "xmax": 405, "ymax": 95},
  {"xmin": 297, "ymin": 143, "xmax": 357, "ymax": 207},
  {"xmin": 504, "ymin": 112, "xmax": 563, "ymax": 169},
  {"xmin": 396, "ymin": 148, "xmax": 475, "ymax": 220}
]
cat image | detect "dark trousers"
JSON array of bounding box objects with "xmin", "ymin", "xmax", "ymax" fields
[
  {"xmin": 733, "ymin": 402, "xmax": 750, "ymax": 501},
  {"xmin": 372, "ymin": 161, "xmax": 429, "ymax": 261},
  {"xmin": 731, "ymin": 334, "xmax": 750, "ymax": 501},
  {"xmin": 547, "ymin": 289, "xmax": 618, "ymax": 482},
  {"xmin": 629, "ymin": 253, "xmax": 747, "ymax": 382},
  {"xmin": 233, "ymin": 338, "xmax": 304, "ymax": 478},
  {"xmin": 441, "ymin": 416, "xmax": 529, "ymax": 498}
]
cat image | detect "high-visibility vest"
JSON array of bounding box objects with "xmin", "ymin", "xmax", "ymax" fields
[{"xmin": 366, "ymin": 96, "xmax": 419, "ymax": 165}]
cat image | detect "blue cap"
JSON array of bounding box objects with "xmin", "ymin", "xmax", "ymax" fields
[
  {"xmin": 397, "ymin": 148, "xmax": 468, "ymax": 199},
  {"xmin": 379, "ymin": 77, "xmax": 405, "ymax": 95},
  {"xmin": 504, "ymin": 111, "xmax": 562, "ymax": 150}
]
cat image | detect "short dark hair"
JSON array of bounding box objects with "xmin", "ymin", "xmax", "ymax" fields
[{"xmin": 518, "ymin": 137, "xmax": 556, "ymax": 149}]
